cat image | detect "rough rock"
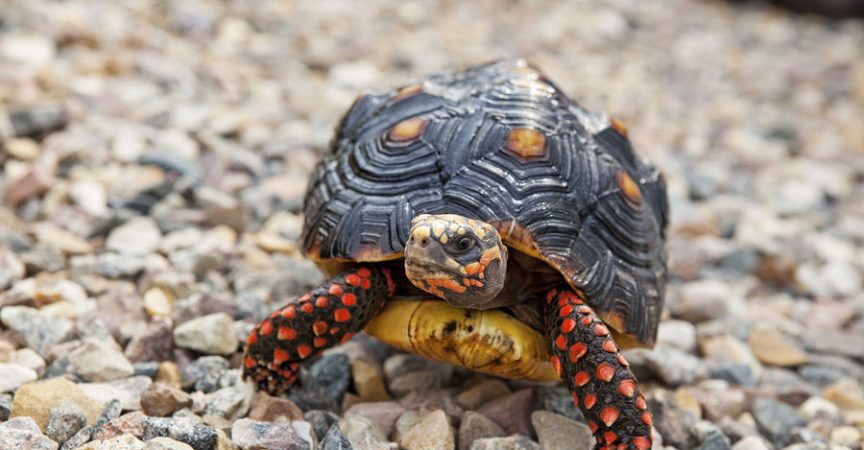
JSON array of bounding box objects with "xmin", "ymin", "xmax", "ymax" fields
[
  {"xmin": 398, "ymin": 410, "xmax": 454, "ymax": 450},
  {"xmin": 141, "ymin": 383, "xmax": 192, "ymax": 418},
  {"xmin": 0, "ymin": 416, "xmax": 59, "ymax": 450},
  {"xmin": 475, "ymin": 389, "xmax": 534, "ymax": 436},
  {"xmin": 11, "ymin": 378, "xmax": 101, "ymax": 432},
  {"xmin": 343, "ymin": 401, "xmax": 406, "ymax": 439},
  {"xmin": 173, "ymin": 314, "xmax": 237, "ymax": 355},
  {"xmin": 46, "ymin": 401, "xmax": 87, "ymax": 444},
  {"xmin": 69, "ymin": 339, "xmax": 135, "ymax": 382},
  {"xmin": 531, "ymin": 411, "xmax": 594, "ymax": 450},
  {"xmin": 458, "ymin": 412, "xmax": 505, "ymax": 450},
  {"xmin": 468, "ymin": 435, "xmax": 541, "ymax": 450},
  {"xmin": 230, "ymin": 418, "xmax": 311, "ymax": 450}
]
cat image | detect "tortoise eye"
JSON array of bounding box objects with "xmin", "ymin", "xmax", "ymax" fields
[{"xmin": 454, "ymin": 237, "xmax": 474, "ymax": 253}]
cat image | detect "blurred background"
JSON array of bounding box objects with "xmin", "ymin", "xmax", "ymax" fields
[{"xmin": 0, "ymin": 0, "xmax": 863, "ymax": 449}]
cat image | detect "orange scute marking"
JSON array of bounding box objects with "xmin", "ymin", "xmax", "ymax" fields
[
  {"xmin": 617, "ymin": 170, "xmax": 642, "ymax": 205},
  {"xmin": 555, "ymin": 334, "xmax": 567, "ymax": 350},
  {"xmin": 388, "ymin": 117, "xmax": 428, "ymax": 143},
  {"xmin": 341, "ymin": 293, "xmax": 357, "ymax": 306},
  {"xmin": 296, "ymin": 345, "xmax": 312, "ymax": 359},
  {"xmin": 632, "ymin": 437, "xmax": 651, "ymax": 450},
  {"xmin": 574, "ymin": 371, "xmax": 590, "ymax": 386},
  {"xmin": 334, "ymin": 308, "xmax": 351, "ymax": 323},
  {"xmin": 642, "ymin": 412, "xmax": 653, "ymax": 426},
  {"xmin": 569, "ymin": 342, "xmax": 587, "ymax": 362},
  {"xmin": 551, "ymin": 355, "xmax": 562, "ymax": 376},
  {"xmin": 315, "ymin": 296, "xmax": 329, "ymax": 308},
  {"xmin": 506, "ymin": 128, "xmax": 547, "ymax": 158},
  {"xmin": 559, "ymin": 304, "xmax": 574, "ymax": 317},
  {"xmin": 345, "ymin": 274, "xmax": 362, "ymax": 286},
  {"xmin": 561, "ymin": 318, "xmax": 576, "ymax": 333},
  {"xmin": 584, "ymin": 393, "xmax": 597, "ymax": 409},
  {"xmin": 600, "ymin": 406, "xmax": 620, "ymax": 426},
  {"xmin": 328, "ymin": 284, "xmax": 343, "ymax": 296},
  {"xmin": 259, "ymin": 320, "xmax": 273, "ymax": 335},
  {"xmin": 312, "ymin": 321, "xmax": 329, "ymax": 336},
  {"xmin": 278, "ymin": 326, "xmax": 297, "ymax": 340},
  {"xmin": 617, "ymin": 379, "xmax": 636, "ymax": 397},
  {"xmin": 610, "ymin": 117, "xmax": 628, "ymax": 137},
  {"xmin": 604, "ymin": 431, "xmax": 619, "ymax": 445},
  {"xmin": 596, "ymin": 363, "xmax": 616, "ymax": 382},
  {"xmin": 594, "ymin": 323, "xmax": 610, "ymax": 336},
  {"xmin": 602, "ymin": 340, "xmax": 617, "ymax": 353},
  {"xmin": 273, "ymin": 348, "xmax": 289, "ymax": 365},
  {"xmin": 281, "ymin": 305, "xmax": 296, "ymax": 319}
]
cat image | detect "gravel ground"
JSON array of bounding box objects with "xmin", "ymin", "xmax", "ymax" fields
[{"xmin": 1, "ymin": 0, "xmax": 864, "ymax": 449}]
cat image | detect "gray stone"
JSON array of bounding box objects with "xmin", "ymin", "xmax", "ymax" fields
[
  {"xmin": 469, "ymin": 435, "xmax": 541, "ymax": 450},
  {"xmin": 455, "ymin": 380, "xmax": 510, "ymax": 410},
  {"xmin": 320, "ymin": 425, "xmax": 352, "ymax": 450},
  {"xmin": 142, "ymin": 417, "xmax": 217, "ymax": 450},
  {"xmin": 173, "ymin": 313, "xmax": 237, "ymax": 355},
  {"xmin": 531, "ymin": 411, "xmax": 593, "ymax": 450},
  {"xmin": 458, "ymin": 412, "xmax": 505, "ymax": 450},
  {"xmin": 0, "ymin": 416, "xmax": 59, "ymax": 450},
  {"xmin": 533, "ymin": 386, "xmax": 583, "ymax": 421},
  {"xmin": 0, "ymin": 306, "xmax": 73, "ymax": 356},
  {"xmin": 180, "ymin": 356, "xmax": 229, "ymax": 393},
  {"xmin": 752, "ymin": 397, "xmax": 806, "ymax": 447},
  {"xmin": 475, "ymin": 388, "xmax": 534, "ymax": 436},
  {"xmin": 230, "ymin": 418, "xmax": 311, "ymax": 450},
  {"xmin": 59, "ymin": 425, "xmax": 92, "ymax": 450},
  {"xmin": 338, "ymin": 416, "xmax": 398, "ymax": 450},
  {"xmin": 46, "ymin": 401, "xmax": 87, "ymax": 444},
  {"xmin": 1, "ymin": 393, "xmax": 12, "ymax": 421},
  {"xmin": 398, "ymin": 410, "xmax": 454, "ymax": 450},
  {"xmin": 106, "ymin": 217, "xmax": 162, "ymax": 255},
  {"xmin": 305, "ymin": 410, "xmax": 341, "ymax": 441},
  {"xmin": 145, "ymin": 437, "xmax": 195, "ymax": 450},
  {"xmin": 69, "ymin": 339, "xmax": 135, "ymax": 382},
  {"xmin": 290, "ymin": 354, "xmax": 351, "ymax": 412},
  {"xmin": 79, "ymin": 376, "xmax": 153, "ymax": 411},
  {"xmin": 203, "ymin": 386, "xmax": 249, "ymax": 419},
  {"xmin": 344, "ymin": 402, "xmax": 406, "ymax": 439},
  {"xmin": 730, "ymin": 435, "xmax": 770, "ymax": 450},
  {"xmin": 693, "ymin": 420, "xmax": 731, "ymax": 450},
  {"xmin": 0, "ymin": 362, "xmax": 38, "ymax": 392}
]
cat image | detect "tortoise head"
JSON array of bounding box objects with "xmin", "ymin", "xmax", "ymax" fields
[{"xmin": 405, "ymin": 214, "xmax": 508, "ymax": 308}]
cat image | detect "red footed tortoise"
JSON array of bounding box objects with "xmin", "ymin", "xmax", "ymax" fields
[{"xmin": 244, "ymin": 59, "xmax": 668, "ymax": 449}]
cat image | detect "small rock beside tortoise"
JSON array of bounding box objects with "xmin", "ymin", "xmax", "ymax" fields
[{"xmin": 244, "ymin": 59, "xmax": 669, "ymax": 450}]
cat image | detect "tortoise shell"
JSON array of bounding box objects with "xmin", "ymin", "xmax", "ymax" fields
[{"xmin": 302, "ymin": 59, "xmax": 668, "ymax": 346}]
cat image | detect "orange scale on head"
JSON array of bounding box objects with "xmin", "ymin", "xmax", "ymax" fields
[
  {"xmin": 569, "ymin": 342, "xmax": 587, "ymax": 362},
  {"xmin": 340, "ymin": 332, "xmax": 356, "ymax": 344},
  {"xmin": 584, "ymin": 393, "xmax": 597, "ymax": 409},
  {"xmin": 555, "ymin": 334, "xmax": 567, "ymax": 350},
  {"xmin": 600, "ymin": 406, "xmax": 620, "ymax": 427},
  {"xmin": 550, "ymin": 355, "xmax": 562, "ymax": 376},
  {"xmin": 296, "ymin": 345, "xmax": 312, "ymax": 359},
  {"xmin": 334, "ymin": 308, "xmax": 351, "ymax": 323},
  {"xmin": 596, "ymin": 363, "xmax": 616, "ymax": 382},
  {"xmin": 277, "ymin": 326, "xmax": 297, "ymax": 340},
  {"xmin": 617, "ymin": 379, "xmax": 636, "ymax": 397},
  {"xmin": 574, "ymin": 371, "xmax": 591, "ymax": 386},
  {"xmin": 273, "ymin": 348, "xmax": 290, "ymax": 365},
  {"xmin": 259, "ymin": 320, "xmax": 273, "ymax": 336}
]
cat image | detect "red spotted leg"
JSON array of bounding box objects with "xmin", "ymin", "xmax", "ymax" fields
[
  {"xmin": 243, "ymin": 267, "xmax": 395, "ymax": 393},
  {"xmin": 545, "ymin": 287, "xmax": 653, "ymax": 450}
]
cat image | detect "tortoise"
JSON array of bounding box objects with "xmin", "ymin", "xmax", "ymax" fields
[{"xmin": 244, "ymin": 59, "xmax": 668, "ymax": 449}]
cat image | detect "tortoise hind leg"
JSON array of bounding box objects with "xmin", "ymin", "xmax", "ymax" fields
[
  {"xmin": 243, "ymin": 267, "xmax": 396, "ymax": 393},
  {"xmin": 544, "ymin": 287, "xmax": 652, "ymax": 450}
]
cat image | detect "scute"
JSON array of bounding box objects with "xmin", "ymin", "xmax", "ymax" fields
[{"xmin": 302, "ymin": 59, "xmax": 669, "ymax": 346}]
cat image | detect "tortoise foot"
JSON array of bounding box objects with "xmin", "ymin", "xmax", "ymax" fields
[
  {"xmin": 545, "ymin": 287, "xmax": 653, "ymax": 450},
  {"xmin": 243, "ymin": 267, "xmax": 395, "ymax": 393}
]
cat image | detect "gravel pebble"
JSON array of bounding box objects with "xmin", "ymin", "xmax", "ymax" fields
[
  {"xmin": 468, "ymin": 435, "xmax": 540, "ymax": 450},
  {"xmin": 141, "ymin": 417, "xmax": 217, "ymax": 450},
  {"xmin": 531, "ymin": 411, "xmax": 593, "ymax": 450},
  {"xmin": 0, "ymin": 416, "xmax": 59, "ymax": 450},
  {"xmin": 46, "ymin": 401, "xmax": 87, "ymax": 444},
  {"xmin": 141, "ymin": 383, "xmax": 193, "ymax": 418},
  {"xmin": 0, "ymin": 362, "xmax": 38, "ymax": 392},
  {"xmin": 173, "ymin": 313, "xmax": 237, "ymax": 356},
  {"xmin": 230, "ymin": 418, "xmax": 311, "ymax": 450},
  {"xmin": 752, "ymin": 397, "xmax": 807, "ymax": 447},
  {"xmin": 69, "ymin": 339, "xmax": 135, "ymax": 382},
  {"xmin": 398, "ymin": 409, "xmax": 454, "ymax": 450},
  {"xmin": 0, "ymin": 306, "xmax": 73, "ymax": 357}
]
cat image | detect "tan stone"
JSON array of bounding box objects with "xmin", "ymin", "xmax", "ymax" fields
[
  {"xmin": 747, "ymin": 326, "xmax": 807, "ymax": 367},
  {"xmin": 11, "ymin": 377, "xmax": 102, "ymax": 432}
]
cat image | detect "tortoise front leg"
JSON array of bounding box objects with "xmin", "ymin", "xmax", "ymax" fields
[
  {"xmin": 243, "ymin": 267, "xmax": 395, "ymax": 393},
  {"xmin": 544, "ymin": 287, "xmax": 652, "ymax": 450}
]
